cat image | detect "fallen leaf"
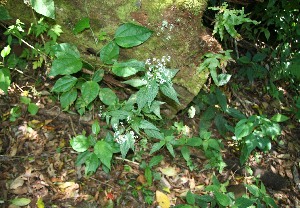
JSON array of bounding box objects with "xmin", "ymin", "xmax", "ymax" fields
[
  {"xmin": 137, "ymin": 174, "xmax": 147, "ymax": 185},
  {"xmin": 10, "ymin": 176, "xmax": 25, "ymax": 190},
  {"xmin": 10, "ymin": 197, "xmax": 31, "ymax": 206},
  {"xmin": 160, "ymin": 167, "xmax": 178, "ymax": 177},
  {"xmin": 156, "ymin": 190, "xmax": 170, "ymax": 208}
]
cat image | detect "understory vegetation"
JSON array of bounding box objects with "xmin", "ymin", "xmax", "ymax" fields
[{"xmin": 0, "ymin": 0, "xmax": 299, "ymax": 207}]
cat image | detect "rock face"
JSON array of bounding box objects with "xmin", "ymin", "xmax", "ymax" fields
[{"xmin": 4, "ymin": 0, "xmax": 222, "ymax": 117}]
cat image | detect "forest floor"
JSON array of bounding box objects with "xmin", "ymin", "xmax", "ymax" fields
[{"xmin": 1, "ymin": 38, "xmax": 300, "ymax": 208}]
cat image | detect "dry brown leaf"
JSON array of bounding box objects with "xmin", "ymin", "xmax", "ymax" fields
[
  {"xmin": 137, "ymin": 174, "xmax": 147, "ymax": 185},
  {"xmin": 10, "ymin": 176, "xmax": 25, "ymax": 190},
  {"xmin": 156, "ymin": 190, "xmax": 170, "ymax": 208}
]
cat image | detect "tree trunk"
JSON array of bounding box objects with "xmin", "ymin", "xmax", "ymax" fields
[{"xmin": 3, "ymin": 0, "xmax": 222, "ymax": 118}]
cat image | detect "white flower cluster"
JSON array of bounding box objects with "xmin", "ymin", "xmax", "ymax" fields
[
  {"xmin": 113, "ymin": 123, "xmax": 138, "ymax": 144},
  {"xmin": 158, "ymin": 20, "xmax": 174, "ymax": 40},
  {"xmin": 144, "ymin": 56, "xmax": 172, "ymax": 85}
]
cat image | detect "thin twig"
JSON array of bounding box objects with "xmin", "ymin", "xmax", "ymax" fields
[
  {"xmin": 115, "ymin": 156, "xmax": 140, "ymax": 166},
  {"xmin": 69, "ymin": 116, "xmax": 77, "ymax": 136}
]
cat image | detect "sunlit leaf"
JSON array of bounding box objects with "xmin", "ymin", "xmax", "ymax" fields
[
  {"xmin": 94, "ymin": 140, "xmax": 113, "ymax": 170},
  {"xmin": 60, "ymin": 88, "xmax": 77, "ymax": 109},
  {"xmin": 112, "ymin": 59, "xmax": 145, "ymax": 77},
  {"xmin": 99, "ymin": 88, "xmax": 118, "ymax": 106},
  {"xmin": 271, "ymin": 113, "xmax": 289, "ymax": 122},
  {"xmin": 10, "ymin": 198, "xmax": 31, "ymax": 206},
  {"xmin": 214, "ymin": 192, "xmax": 231, "ymax": 206},
  {"xmin": 70, "ymin": 135, "xmax": 90, "ymax": 152},
  {"xmin": 30, "ymin": 0, "xmax": 55, "ymax": 19},
  {"xmin": 156, "ymin": 191, "xmax": 171, "ymax": 208},
  {"xmin": 114, "ymin": 23, "xmax": 153, "ymax": 48},
  {"xmin": 28, "ymin": 103, "xmax": 39, "ymax": 115},
  {"xmin": 81, "ymin": 81, "xmax": 100, "ymax": 105},
  {"xmin": 100, "ymin": 41, "xmax": 119, "ymax": 64},
  {"xmin": 51, "ymin": 75, "xmax": 77, "ymax": 93},
  {"xmin": 73, "ymin": 17, "xmax": 90, "ymax": 34}
]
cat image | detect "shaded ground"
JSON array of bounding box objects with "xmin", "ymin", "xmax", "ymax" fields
[
  {"xmin": 1, "ymin": 59, "xmax": 300, "ymax": 208},
  {"xmin": 1, "ymin": 18, "xmax": 300, "ymax": 208}
]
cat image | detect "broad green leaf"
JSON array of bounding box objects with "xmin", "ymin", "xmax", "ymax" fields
[
  {"xmin": 100, "ymin": 41, "xmax": 119, "ymax": 64},
  {"xmin": 263, "ymin": 196, "xmax": 278, "ymax": 208},
  {"xmin": 214, "ymin": 114, "xmax": 228, "ymax": 137},
  {"xmin": 75, "ymin": 151, "xmax": 91, "ymax": 166},
  {"xmin": 234, "ymin": 197, "xmax": 255, "ymax": 208},
  {"xmin": 92, "ymin": 120, "xmax": 100, "ymax": 135},
  {"xmin": 122, "ymin": 78, "xmax": 147, "ymax": 87},
  {"xmin": 150, "ymin": 101, "xmax": 164, "ymax": 119},
  {"xmin": 144, "ymin": 129, "xmax": 164, "ymax": 139},
  {"xmin": 225, "ymin": 108, "xmax": 246, "ymax": 119},
  {"xmin": 73, "ymin": 17, "xmax": 90, "ymax": 34},
  {"xmin": 51, "ymin": 75, "xmax": 77, "ymax": 93},
  {"xmin": 148, "ymin": 155, "xmax": 164, "ymax": 168},
  {"xmin": 181, "ymin": 146, "xmax": 191, "ymax": 162},
  {"xmin": 208, "ymin": 139, "xmax": 220, "ymax": 151},
  {"xmin": 186, "ymin": 191, "xmax": 195, "ymax": 205},
  {"xmin": 214, "ymin": 192, "xmax": 231, "ymax": 206},
  {"xmin": 60, "ymin": 88, "xmax": 77, "ymax": 109},
  {"xmin": 112, "ymin": 59, "xmax": 145, "ymax": 77},
  {"xmin": 252, "ymin": 52, "xmax": 267, "ymax": 62},
  {"xmin": 137, "ymin": 80, "xmax": 159, "ymax": 110},
  {"xmin": 0, "ymin": 68, "xmax": 11, "ymax": 94},
  {"xmin": 210, "ymin": 67, "xmax": 219, "ymax": 85},
  {"xmin": 1, "ymin": 45, "xmax": 11, "ymax": 58},
  {"xmin": 166, "ymin": 143, "xmax": 175, "ymax": 157},
  {"xmin": 85, "ymin": 153, "xmax": 100, "ymax": 175},
  {"xmin": 235, "ymin": 119, "xmax": 253, "ymax": 139},
  {"xmin": 94, "ymin": 140, "xmax": 113, "ymax": 170},
  {"xmin": 92, "ymin": 69, "xmax": 104, "ymax": 83},
  {"xmin": 70, "ymin": 135, "xmax": 90, "ymax": 152},
  {"xmin": 114, "ymin": 23, "xmax": 153, "ymax": 48},
  {"xmin": 120, "ymin": 132, "xmax": 135, "ymax": 159},
  {"xmin": 28, "ymin": 103, "xmax": 39, "ymax": 115},
  {"xmin": 99, "ymin": 88, "xmax": 118, "ymax": 106},
  {"xmin": 215, "ymin": 88, "xmax": 227, "ymax": 111},
  {"xmin": 244, "ymin": 184, "xmax": 260, "ymax": 197},
  {"xmin": 52, "ymin": 43, "xmax": 80, "ymax": 58},
  {"xmin": 10, "ymin": 198, "xmax": 31, "ymax": 206},
  {"xmin": 30, "ymin": 0, "xmax": 55, "ymax": 19},
  {"xmin": 0, "ymin": 6, "xmax": 11, "ymax": 20},
  {"xmin": 217, "ymin": 73, "xmax": 231, "ymax": 86},
  {"xmin": 20, "ymin": 96, "xmax": 31, "ymax": 104},
  {"xmin": 238, "ymin": 56, "xmax": 251, "ymax": 64},
  {"xmin": 50, "ymin": 56, "xmax": 82, "ymax": 76},
  {"xmin": 150, "ymin": 141, "xmax": 165, "ymax": 154},
  {"xmin": 271, "ymin": 113, "xmax": 289, "ymax": 122},
  {"xmin": 49, "ymin": 44, "xmax": 82, "ymax": 76},
  {"xmin": 160, "ymin": 82, "xmax": 180, "ymax": 104},
  {"xmin": 186, "ymin": 137, "xmax": 202, "ymax": 147},
  {"xmin": 81, "ymin": 81, "xmax": 100, "ymax": 105},
  {"xmin": 145, "ymin": 166, "xmax": 152, "ymax": 186},
  {"xmin": 139, "ymin": 120, "xmax": 159, "ymax": 131}
]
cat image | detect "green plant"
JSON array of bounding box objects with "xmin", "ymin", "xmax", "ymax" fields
[
  {"xmin": 198, "ymin": 50, "xmax": 233, "ymax": 86},
  {"xmin": 139, "ymin": 155, "xmax": 164, "ymax": 186},
  {"xmin": 237, "ymin": 51, "xmax": 268, "ymax": 82},
  {"xmin": 175, "ymin": 176, "xmax": 278, "ymax": 208},
  {"xmin": 233, "ymin": 114, "xmax": 282, "ymax": 164},
  {"xmin": 71, "ymin": 120, "xmax": 119, "ymax": 175},
  {"xmin": 209, "ymin": 2, "xmax": 259, "ymax": 41}
]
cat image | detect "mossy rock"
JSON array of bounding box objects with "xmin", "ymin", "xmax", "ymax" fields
[{"xmin": 4, "ymin": 0, "xmax": 222, "ymax": 118}]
